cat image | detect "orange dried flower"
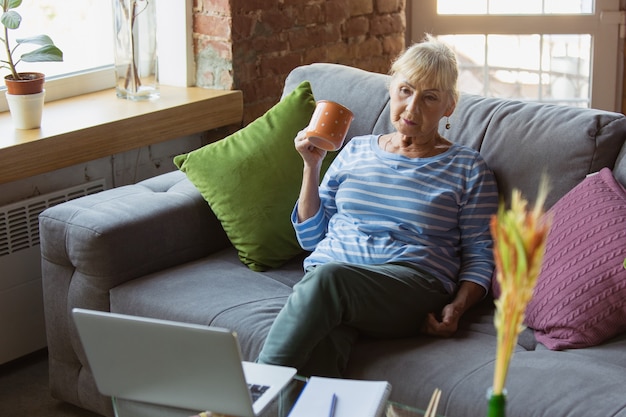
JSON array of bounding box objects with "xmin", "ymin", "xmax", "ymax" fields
[{"xmin": 490, "ymin": 182, "xmax": 552, "ymax": 396}]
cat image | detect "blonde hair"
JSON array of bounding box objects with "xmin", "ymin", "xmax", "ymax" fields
[{"xmin": 390, "ymin": 34, "xmax": 459, "ymax": 103}]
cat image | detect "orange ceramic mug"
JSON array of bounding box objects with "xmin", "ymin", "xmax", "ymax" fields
[{"xmin": 305, "ymin": 100, "xmax": 354, "ymax": 151}]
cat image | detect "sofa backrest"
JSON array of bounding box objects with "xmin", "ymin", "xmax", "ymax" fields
[{"xmin": 283, "ymin": 63, "xmax": 626, "ymax": 208}]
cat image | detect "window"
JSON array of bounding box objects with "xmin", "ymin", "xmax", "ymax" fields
[
  {"xmin": 409, "ymin": 0, "xmax": 623, "ymax": 111},
  {"xmin": 5, "ymin": 1, "xmax": 114, "ymax": 78},
  {"xmin": 0, "ymin": 0, "xmax": 193, "ymax": 112}
]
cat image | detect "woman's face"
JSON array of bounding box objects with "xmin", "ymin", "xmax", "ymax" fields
[{"xmin": 389, "ymin": 73, "xmax": 455, "ymax": 140}]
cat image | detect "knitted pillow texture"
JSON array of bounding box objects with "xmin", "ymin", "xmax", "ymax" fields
[{"xmin": 525, "ymin": 168, "xmax": 626, "ymax": 350}]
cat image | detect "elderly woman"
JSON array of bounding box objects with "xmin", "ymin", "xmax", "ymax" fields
[{"xmin": 258, "ymin": 35, "xmax": 499, "ymax": 378}]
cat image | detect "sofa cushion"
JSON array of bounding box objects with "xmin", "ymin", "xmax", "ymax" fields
[
  {"xmin": 450, "ymin": 95, "xmax": 626, "ymax": 209},
  {"xmin": 109, "ymin": 248, "xmax": 302, "ymax": 361},
  {"xmin": 174, "ymin": 81, "xmax": 326, "ymax": 271},
  {"xmin": 525, "ymin": 168, "xmax": 626, "ymax": 350}
]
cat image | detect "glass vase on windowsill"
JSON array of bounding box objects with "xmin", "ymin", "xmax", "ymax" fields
[{"xmin": 112, "ymin": 0, "xmax": 159, "ymax": 101}]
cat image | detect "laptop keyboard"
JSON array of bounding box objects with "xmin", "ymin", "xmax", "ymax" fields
[{"xmin": 248, "ymin": 383, "xmax": 270, "ymax": 403}]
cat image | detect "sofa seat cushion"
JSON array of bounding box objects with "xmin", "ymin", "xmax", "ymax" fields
[
  {"xmin": 350, "ymin": 332, "xmax": 626, "ymax": 416},
  {"xmin": 109, "ymin": 248, "xmax": 305, "ymax": 360},
  {"xmin": 444, "ymin": 346, "xmax": 626, "ymax": 417},
  {"xmin": 346, "ymin": 330, "xmax": 508, "ymax": 414}
]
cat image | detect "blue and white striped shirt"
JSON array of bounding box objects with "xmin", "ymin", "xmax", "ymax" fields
[{"xmin": 291, "ymin": 134, "xmax": 499, "ymax": 294}]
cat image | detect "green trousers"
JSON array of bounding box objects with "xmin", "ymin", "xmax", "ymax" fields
[{"xmin": 258, "ymin": 262, "xmax": 450, "ymax": 377}]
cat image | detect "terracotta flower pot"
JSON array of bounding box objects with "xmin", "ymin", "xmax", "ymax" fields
[
  {"xmin": 4, "ymin": 72, "xmax": 46, "ymax": 129},
  {"xmin": 4, "ymin": 72, "xmax": 45, "ymax": 95}
]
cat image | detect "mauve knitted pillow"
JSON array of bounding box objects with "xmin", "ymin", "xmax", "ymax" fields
[{"xmin": 525, "ymin": 168, "xmax": 626, "ymax": 350}]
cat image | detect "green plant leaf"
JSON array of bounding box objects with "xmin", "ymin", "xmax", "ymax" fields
[
  {"xmin": 7, "ymin": 0, "xmax": 23, "ymax": 11},
  {"xmin": 20, "ymin": 45, "xmax": 63, "ymax": 62},
  {"xmin": 16, "ymin": 34, "xmax": 55, "ymax": 46},
  {"xmin": 1, "ymin": 9, "xmax": 21, "ymax": 29}
]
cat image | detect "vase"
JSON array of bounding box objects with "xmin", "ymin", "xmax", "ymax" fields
[
  {"xmin": 486, "ymin": 388, "xmax": 506, "ymax": 417},
  {"xmin": 111, "ymin": 0, "xmax": 159, "ymax": 100}
]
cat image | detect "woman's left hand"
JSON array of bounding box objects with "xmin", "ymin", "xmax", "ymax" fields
[
  {"xmin": 421, "ymin": 304, "xmax": 461, "ymax": 338},
  {"xmin": 421, "ymin": 281, "xmax": 485, "ymax": 338}
]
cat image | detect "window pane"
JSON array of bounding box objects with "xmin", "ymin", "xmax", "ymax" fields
[
  {"xmin": 439, "ymin": 34, "xmax": 591, "ymax": 107},
  {"xmin": 438, "ymin": 0, "xmax": 488, "ymax": 15},
  {"xmin": 438, "ymin": 0, "xmax": 593, "ymax": 15},
  {"xmin": 2, "ymin": 0, "xmax": 114, "ymax": 78}
]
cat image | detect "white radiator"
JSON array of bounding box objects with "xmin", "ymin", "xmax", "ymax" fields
[{"xmin": 0, "ymin": 179, "xmax": 106, "ymax": 364}]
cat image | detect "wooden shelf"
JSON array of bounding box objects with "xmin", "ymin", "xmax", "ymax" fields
[{"xmin": 0, "ymin": 86, "xmax": 243, "ymax": 184}]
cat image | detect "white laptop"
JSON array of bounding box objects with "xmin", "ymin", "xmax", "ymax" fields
[{"xmin": 72, "ymin": 308, "xmax": 296, "ymax": 417}]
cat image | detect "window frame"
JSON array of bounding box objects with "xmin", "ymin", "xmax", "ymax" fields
[
  {"xmin": 0, "ymin": 0, "xmax": 194, "ymax": 112},
  {"xmin": 407, "ymin": 0, "xmax": 623, "ymax": 111}
]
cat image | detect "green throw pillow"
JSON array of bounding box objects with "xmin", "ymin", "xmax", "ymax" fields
[{"xmin": 174, "ymin": 81, "xmax": 333, "ymax": 271}]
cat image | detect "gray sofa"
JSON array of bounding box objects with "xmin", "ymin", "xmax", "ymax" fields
[{"xmin": 40, "ymin": 63, "xmax": 626, "ymax": 417}]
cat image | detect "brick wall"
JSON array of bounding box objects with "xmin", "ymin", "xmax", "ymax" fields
[{"xmin": 194, "ymin": 0, "xmax": 406, "ymax": 124}]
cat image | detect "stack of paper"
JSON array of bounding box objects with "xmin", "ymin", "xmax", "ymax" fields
[{"xmin": 287, "ymin": 376, "xmax": 392, "ymax": 417}]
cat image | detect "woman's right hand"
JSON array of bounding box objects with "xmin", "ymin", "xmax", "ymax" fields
[
  {"xmin": 294, "ymin": 130, "xmax": 327, "ymax": 169},
  {"xmin": 294, "ymin": 130, "xmax": 326, "ymax": 222}
]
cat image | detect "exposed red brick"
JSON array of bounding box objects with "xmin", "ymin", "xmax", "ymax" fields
[
  {"xmin": 304, "ymin": 46, "xmax": 328, "ymax": 64},
  {"xmin": 232, "ymin": 14, "xmax": 256, "ymax": 39},
  {"xmin": 324, "ymin": 24, "xmax": 343, "ymax": 43},
  {"xmin": 194, "ymin": 0, "xmax": 406, "ymax": 124},
  {"xmin": 259, "ymin": 53, "xmax": 303, "ymax": 77},
  {"xmin": 288, "ymin": 28, "xmax": 314, "ymax": 51},
  {"xmin": 239, "ymin": 76, "xmax": 283, "ymax": 104},
  {"xmin": 195, "ymin": 38, "xmax": 233, "ymax": 61},
  {"xmin": 324, "ymin": 0, "xmax": 351, "ymax": 24},
  {"xmin": 194, "ymin": 14, "xmax": 232, "ymax": 39},
  {"xmin": 232, "ymin": 56, "xmax": 258, "ymax": 84},
  {"xmin": 344, "ymin": 16, "xmax": 370, "ymax": 38},
  {"xmin": 359, "ymin": 55, "xmax": 393, "ymax": 73},
  {"xmin": 245, "ymin": 101, "xmax": 276, "ymax": 124},
  {"xmin": 198, "ymin": 0, "xmax": 231, "ymax": 15},
  {"xmin": 355, "ymin": 37, "xmax": 384, "ymax": 58},
  {"xmin": 252, "ymin": 36, "xmax": 290, "ymax": 54},
  {"xmin": 326, "ymin": 42, "xmax": 352, "ymax": 63},
  {"xmin": 382, "ymin": 33, "xmax": 405, "ymax": 57},
  {"xmin": 292, "ymin": 4, "xmax": 325, "ymax": 26},
  {"xmin": 370, "ymin": 14, "xmax": 404, "ymax": 36},
  {"xmin": 283, "ymin": 0, "xmax": 324, "ymax": 7},
  {"xmin": 376, "ymin": 0, "xmax": 401, "ymax": 14},
  {"xmin": 231, "ymin": 0, "xmax": 280, "ymax": 13},
  {"xmin": 289, "ymin": 26, "xmax": 331, "ymax": 50},
  {"xmin": 350, "ymin": 0, "xmax": 374, "ymax": 16},
  {"xmin": 259, "ymin": 8, "xmax": 295, "ymax": 33}
]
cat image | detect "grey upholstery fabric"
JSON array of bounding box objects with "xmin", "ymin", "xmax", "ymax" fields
[
  {"xmin": 457, "ymin": 96, "xmax": 626, "ymax": 208},
  {"xmin": 616, "ymin": 144, "xmax": 626, "ymax": 185},
  {"xmin": 40, "ymin": 63, "xmax": 626, "ymax": 417}
]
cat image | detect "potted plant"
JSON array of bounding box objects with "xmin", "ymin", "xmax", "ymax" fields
[{"xmin": 1, "ymin": 0, "xmax": 63, "ymax": 128}]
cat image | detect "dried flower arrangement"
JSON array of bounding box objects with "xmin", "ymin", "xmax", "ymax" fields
[{"xmin": 489, "ymin": 182, "xmax": 552, "ymax": 409}]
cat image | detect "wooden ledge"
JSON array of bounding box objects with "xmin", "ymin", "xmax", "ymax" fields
[{"xmin": 0, "ymin": 86, "xmax": 243, "ymax": 185}]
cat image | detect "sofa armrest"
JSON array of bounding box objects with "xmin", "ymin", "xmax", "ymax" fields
[
  {"xmin": 40, "ymin": 170, "xmax": 231, "ymax": 411},
  {"xmin": 40, "ymin": 170, "xmax": 230, "ymax": 308}
]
